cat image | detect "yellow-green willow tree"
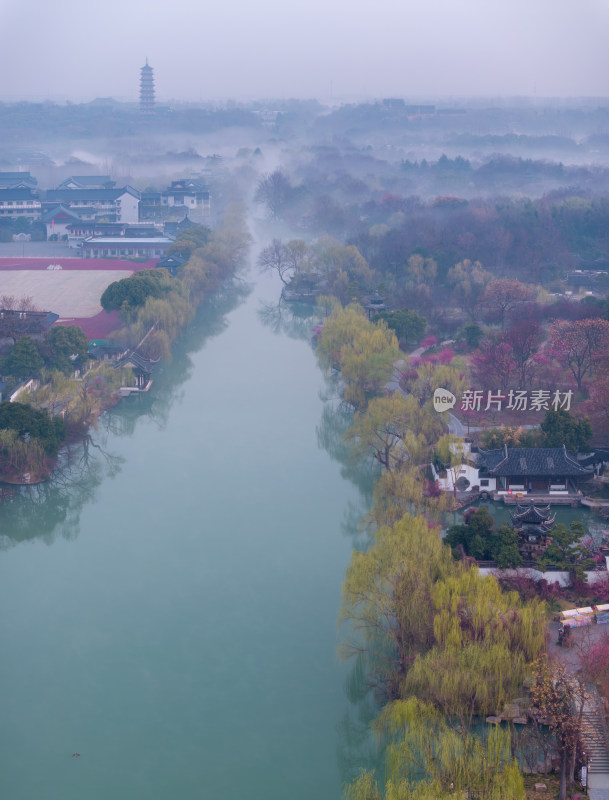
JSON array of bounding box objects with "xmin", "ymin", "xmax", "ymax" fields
[
  {"xmin": 317, "ymin": 304, "xmax": 399, "ymax": 409},
  {"xmin": 340, "ymin": 514, "xmax": 546, "ymax": 709},
  {"xmin": 366, "ymin": 465, "xmax": 455, "ymax": 528},
  {"xmin": 405, "ymin": 570, "xmax": 545, "ymax": 740},
  {"xmin": 340, "ymin": 514, "xmax": 456, "ymax": 697},
  {"xmin": 346, "ymin": 699, "xmax": 525, "ymax": 800},
  {"xmin": 345, "ymin": 393, "xmax": 444, "ymax": 473}
]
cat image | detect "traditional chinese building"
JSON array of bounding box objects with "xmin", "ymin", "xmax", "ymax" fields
[
  {"xmin": 140, "ymin": 60, "xmax": 155, "ymax": 115},
  {"xmin": 116, "ymin": 351, "xmax": 156, "ymax": 392},
  {"xmin": 476, "ymin": 445, "xmax": 593, "ymax": 497},
  {"xmin": 510, "ymin": 503, "xmax": 555, "ymax": 559},
  {"xmin": 81, "ymin": 235, "xmax": 173, "ymax": 259},
  {"xmin": 0, "ymin": 309, "xmax": 59, "ymax": 343},
  {"xmin": 43, "ymin": 186, "xmax": 141, "ymax": 224}
]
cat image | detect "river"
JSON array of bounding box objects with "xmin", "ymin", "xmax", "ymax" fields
[{"xmin": 0, "ymin": 267, "xmax": 374, "ymax": 799}]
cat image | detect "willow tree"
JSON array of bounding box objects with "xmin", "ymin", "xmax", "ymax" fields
[
  {"xmin": 346, "ymin": 698, "xmax": 525, "ymax": 800},
  {"xmin": 340, "ymin": 514, "xmax": 455, "ymax": 698},
  {"xmin": 367, "ymin": 465, "xmax": 455, "ymax": 528},
  {"xmin": 131, "ymin": 291, "xmax": 194, "ymax": 347},
  {"xmin": 0, "ymin": 428, "xmax": 46, "ymax": 477},
  {"xmin": 446, "ymin": 259, "xmax": 491, "ymax": 322},
  {"xmin": 345, "ymin": 394, "xmax": 444, "ymax": 473},
  {"xmin": 406, "ymin": 362, "xmax": 467, "ymax": 408},
  {"xmin": 340, "ymin": 321, "xmax": 400, "ymax": 408},
  {"xmin": 68, "ymin": 362, "xmax": 127, "ymax": 428},
  {"xmin": 404, "ymin": 570, "xmax": 546, "ymax": 740},
  {"xmin": 317, "ymin": 304, "xmax": 372, "ymax": 368},
  {"xmin": 317, "ymin": 304, "xmax": 399, "ymax": 409}
]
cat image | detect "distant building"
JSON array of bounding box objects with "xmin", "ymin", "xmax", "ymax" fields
[
  {"xmin": 163, "ymin": 214, "xmax": 196, "ymax": 238},
  {"xmin": 156, "ymin": 253, "xmax": 187, "ymax": 276},
  {"xmin": 0, "ymin": 188, "xmax": 42, "ymax": 218},
  {"xmin": 42, "ymin": 205, "xmax": 82, "ymax": 238},
  {"xmin": 140, "ymin": 60, "xmax": 155, "ymax": 115},
  {"xmin": 139, "ymin": 191, "xmax": 163, "ymax": 220},
  {"xmin": 81, "ymin": 236, "xmax": 173, "ymax": 259},
  {"xmin": 566, "ymin": 270, "xmax": 608, "ymax": 290},
  {"xmin": 0, "ymin": 171, "xmax": 37, "ymax": 190},
  {"xmin": 57, "ymin": 175, "xmax": 116, "ymax": 190},
  {"xmin": 161, "ymin": 179, "xmax": 210, "ymax": 220},
  {"xmin": 65, "ymin": 221, "xmax": 163, "ymax": 248},
  {"xmin": 43, "ymin": 187, "xmax": 141, "ymax": 224},
  {"xmin": 0, "ymin": 310, "xmax": 59, "ymax": 342},
  {"xmin": 140, "ymin": 182, "xmax": 211, "ymax": 223}
]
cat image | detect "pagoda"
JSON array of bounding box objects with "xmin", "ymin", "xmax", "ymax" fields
[
  {"xmin": 510, "ymin": 503, "xmax": 556, "ymax": 560},
  {"xmin": 139, "ymin": 59, "xmax": 155, "ymax": 115}
]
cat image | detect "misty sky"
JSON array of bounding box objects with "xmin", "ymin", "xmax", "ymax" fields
[{"xmin": 1, "ymin": 0, "xmax": 607, "ymax": 102}]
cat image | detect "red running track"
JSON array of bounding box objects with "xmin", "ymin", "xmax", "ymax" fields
[{"xmin": 0, "ymin": 258, "xmax": 157, "ymax": 271}]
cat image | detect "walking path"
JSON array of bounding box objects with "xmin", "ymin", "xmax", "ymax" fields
[
  {"xmin": 385, "ymin": 359, "xmax": 408, "ymax": 396},
  {"xmin": 549, "ymin": 623, "xmax": 609, "ymax": 796},
  {"xmin": 582, "ymin": 693, "xmax": 609, "ymax": 794}
]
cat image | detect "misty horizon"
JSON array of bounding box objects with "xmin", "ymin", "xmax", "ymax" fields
[{"xmin": 1, "ymin": 0, "xmax": 608, "ymax": 104}]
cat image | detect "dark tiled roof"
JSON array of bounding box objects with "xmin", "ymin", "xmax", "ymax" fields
[
  {"xmin": 578, "ymin": 448, "xmax": 609, "ymax": 466},
  {"xmin": 477, "ymin": 445, "xmax": 593, "ymax": 477},
  {"xmin": 58, "ymin": 176, "xmax": 115, "ymax": 189},
  {"xmin": 46, "ymin": 187, "xmax": 140, "ymax": 202},
  {"xmin": 0, "ymin": 172, "xmax": 37, "ymax": 188},
  {"xmin": 0, "ymin": 310, "xmax": 59, "ymax": 337},
  {"xmin": 41, "ymin": 205, "xmax": 81, "ymax": 223},
  {"xmin": 510, "ymin": 504, "xmax": 554, "ymax": 524},
  {"xmin": 65, "ymin": 222, "xmax": 125, "ymax": 232},
  {"xmin": 0, "ymin": 188, "xmax": 39, "ymax": 200},
  {"xmin": 117, "ymin": 351, "xmax": 158, "ymax": 373},
  {"xmin": 169, "ymin": 179, "xmax": 206, "ymax": 190}
]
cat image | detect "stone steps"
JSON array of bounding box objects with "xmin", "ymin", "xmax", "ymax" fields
[{"xmin": 581, "ymin": 711, "xmax": 609, "ymax": 773}]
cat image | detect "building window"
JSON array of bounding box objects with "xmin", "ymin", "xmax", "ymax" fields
[{"xmin": 480, "ymin": 479, "xmax": 489, "ymax": 487}]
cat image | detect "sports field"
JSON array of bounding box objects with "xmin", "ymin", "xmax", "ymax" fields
[
  {"xmin": 0, "ymin": 270, "xmax": 133, "ymax": 318},
  {"xmin": 0, "ymin": 257, "xmax": 157, "ymax": 339}
]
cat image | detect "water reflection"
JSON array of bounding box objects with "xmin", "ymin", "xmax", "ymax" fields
[
  {"xmin": 106, "ymin": 278, "xmax": 251, "ymax": 435},
  {"xmin": 316, "ymin": 395, "xmax": 377, "ymax": 543},
  {"xmin": 0, "ymin": 435, "xmax": 119, "ymax": 549},
  {"xmin": 337, "ymin": 655, "xmax": 384, "ymax": 787},
  {"xmin": 0, "ymin": 278, "xmax": 250, "ymax": 549},
  {"xmin": 257, "ymin": 298, "xmax": 321, "ymax": 341}
]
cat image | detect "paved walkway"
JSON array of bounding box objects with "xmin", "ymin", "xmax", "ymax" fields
[
  {"xmin": 384, "ymin": 359, "xmax": 408, "ymax": 396},
  {"xmin": 549, "ymin": 623, "xmax": 609, "ymax": 796}
]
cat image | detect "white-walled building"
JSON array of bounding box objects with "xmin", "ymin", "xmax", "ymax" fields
[
  {"xmin": 44, "ymin": 186, "xmax": 140, "ymax": 224},
  {"xmin": 81, "ymin": 236, "xmax": 173, "ymax": 259}
]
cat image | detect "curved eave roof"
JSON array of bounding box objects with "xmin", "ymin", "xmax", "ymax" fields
[{"xmin": 478, "ymin": 445, "xmax": 593, "ymax": 477}]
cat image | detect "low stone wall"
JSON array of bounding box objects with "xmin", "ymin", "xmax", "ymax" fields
[{"xmin": 478, "ymin": 566, "xmax": 607, "ymax": 587}]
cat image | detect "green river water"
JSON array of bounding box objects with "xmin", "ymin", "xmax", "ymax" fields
[{"xmin": 0, "ymin": 270, "xmax": 375, "ymax": 799}]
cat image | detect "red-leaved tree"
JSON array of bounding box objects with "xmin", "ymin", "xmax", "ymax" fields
[{"xmin": 550, "ymin": 318, "xmax": 609, "ymax": 391}]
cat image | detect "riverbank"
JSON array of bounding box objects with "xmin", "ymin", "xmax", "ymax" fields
[
  {"xmin": 314, "ymin": 302, "xmax": 597, "ymax": 799},
  {"xmin": 1, "ymin": 206, "xmax": 251, "ymax": 484}
]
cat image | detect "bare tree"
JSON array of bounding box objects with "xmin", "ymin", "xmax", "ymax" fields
[{"xmin": 257, "ymin": 239, "xmax": 294, "ymax": 285}]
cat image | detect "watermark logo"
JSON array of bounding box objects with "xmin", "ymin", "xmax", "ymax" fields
[
  {"xmin": 433, "ymin": 388, "xmax": 573, "ymax": 413},
  {"xmin": 433, "ymin": 387, "xmax": 456, "ymax": 412},
  {"xmin": 460, "ymin": 389, "xmax": 572, "ymax": 413}
]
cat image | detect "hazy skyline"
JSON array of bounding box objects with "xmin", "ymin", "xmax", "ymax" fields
[{"xmin": 1, "ymin": 0, "xmax": 608, "ymax": 102}]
